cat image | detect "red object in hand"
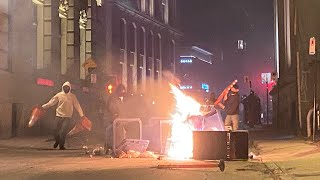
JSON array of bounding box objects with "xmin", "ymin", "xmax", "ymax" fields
[
  {"xmin": 81, "ymin": 116, "xmax": 92, "ymax": 131},
  {"xmin": 67, "ymin": 116, "xmax": 92, "ymax": 136},
  {"xmin": 28, "ymin": 106, "xmax": 45, "ymax": 128},
  {"xmin": 213, "ymin": 80, "xmax": 238, "ymax": 106},
  {"xmin": 67, "ymin": 123, "xmax": 85, "ymax": 136}
]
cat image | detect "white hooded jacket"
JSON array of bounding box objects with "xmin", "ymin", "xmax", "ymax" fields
[{"xmin": 42, "ymin": 81, "xmax": 84, "ymax": 118}]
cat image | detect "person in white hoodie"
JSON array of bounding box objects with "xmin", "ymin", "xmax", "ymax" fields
[{"xmin": 42, "ymin": 81, "xmax": 84, "ymax": 150}]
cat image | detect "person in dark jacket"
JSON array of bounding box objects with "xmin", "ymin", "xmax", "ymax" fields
[
  {"xmin": 247, "ymin": 91, "xmax": 256, "ymax": 128},
  {"xmin": 221, "ymin": 84, "xmax": 241, "ymax": 130}
]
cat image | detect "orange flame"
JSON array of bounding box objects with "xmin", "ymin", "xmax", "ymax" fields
[
  {"xmin": 167, "ymin": 80, "xmax": 238, "ymax": 160},
  {"xmin": 167, "ymin": 83, "xmax": 202, "ymax": 160}
]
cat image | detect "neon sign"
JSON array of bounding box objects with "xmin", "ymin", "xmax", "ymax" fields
[{"xmin": 36, "ymin": 78, "xmax": 54, "ymax": 87}]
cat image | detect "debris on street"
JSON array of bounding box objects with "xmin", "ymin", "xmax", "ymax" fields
[{"xmin": 115, "ymin": 149, "xmax": 158, "ymax": 159}]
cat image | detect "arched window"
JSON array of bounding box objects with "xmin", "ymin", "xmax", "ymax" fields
[
  {"xmin": 170, "ymin": 40, "xmax": 176, "ymax": 72},
  {"xmin": 146, "ymin": 31, "xmax": 153, "ymax": 77},
  {"xmin": 139, "ymin": 27, "xmax": 145, "ymax": 55},
  {"xmin": 120, "ymin": 18, "xmax": 127, "ymax": 50},
  {"xmin": 138, "ymin": 27, "xmax": 146, "ymax": 84},
  {"xmin": 155, "ymin": 33, "xmax": 161, "ymax": 60},
  {"xmin": 129, "ymin": 23, "xmax": 136, "ymax": 52},
  {"xmin": 147, "ymin": 31, "xmax": 153, "ymax": 58},
  {"xmin": 154, "ymin": 34, "xmax": 161, "ymax": 80}
]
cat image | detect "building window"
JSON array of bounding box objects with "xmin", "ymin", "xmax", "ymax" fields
[
  {"xmin": 129, "ymin": 23, "xmax": 136, "ymax": 53},
  {"xmin": 145, "ymin": 0, "xmax": 150, "ymax": 15},
  {"xmin": 160, "ymin": 0, "xmax": 166, "ymax": 22},
  {"xmin": 0, "ymin": 3, "xmax": 9, "ymax": 70},
  {"xmin": 154, "ymin": 1, "xmax": 160, "ymax": 21},
  {"xmin": 120, "ymin": 19, "xmax": 126, "ymax": 50},
  {"xmin": 154, "ymin": 0, "xmax": 166, "ymax": 22},
  {"xmin": 168, "ymin": 40, "xmax": 175, "ymax": 71},
  {"xmin": 128, "ymin": 23, "xmax": 136, "ymax": 67},
  {"xmin": 141, "ymin": 0, "xmax": 145, "ymax": 12},
  {"xmin": 32, "ymin": 0, "xmax": 52, "ymax": 70},
  {"xmin": 137, "ymin": 27, "xmax": 145, "ymax": 86},
  {"xmin": 146, "ymin": 31, "xmax": 153, "ymax": 77},
  {"xmin": 168, "ymin": 0, "xmax": 175, "ymax": 26},
  {"xmin": 154, "ymin": 34, "xmax": 161, "ymax": 80},
  {"xmin": 122, "ymin": 0, "xmax": 141, "ymax": 11},
  {"xmin": 137, "ymin": 0, "xmax": 141, "ymax": 10},
  {"xmin": 147, "ymin": 31, "xmax": 153, "ymax": 58},
  {"xmin": 139, "ymin": 27, "xmax": 145, "ymax": 55},
  {"xmin": 155, "ymin": 34, "xmax": 161, "ymax": 60},
  {"xmin": 149, "ymin": 0, "xmax": 154, "ymax": 16}
]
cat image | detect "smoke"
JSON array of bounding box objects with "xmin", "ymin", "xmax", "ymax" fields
[
  {"xmin": 119, "ymin": 71, "xmax": 180, "ymax": 120},
  {"xmin": 0, "ymin": 0, "xmax": 8, "ymax": 70},
  {"xmin": 0, "ymin": 1, "xmax": 8, "ymax": 14}
]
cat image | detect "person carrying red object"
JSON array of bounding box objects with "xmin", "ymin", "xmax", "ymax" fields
[
  {"xmin": 221, "ymin": 83, "xmax": 241, "ymax": 131},
  {"xmin": 42, "ymin": 81, "xmax": 85, "ymax": 150},
  {"xmin": 28, "ymin": 105, "xmax": 46, "ymax": 128}
]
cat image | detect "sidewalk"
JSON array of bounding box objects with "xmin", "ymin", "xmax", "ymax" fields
[{"xmin": 249, "ymin": 129, "xmax": 320, "ymax": 180}]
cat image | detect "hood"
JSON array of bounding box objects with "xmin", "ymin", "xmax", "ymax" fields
[{"xmin": 62, "ymin": 81, "xmax": 72, "ymax": 93}]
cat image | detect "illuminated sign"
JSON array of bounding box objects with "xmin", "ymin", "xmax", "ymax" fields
[
  {"xmin": 201, "ymin": 83, "xmax": 209, "ymax": 90},
  {"xmin": 180, "ymin": 85, "xmax": 193, "ymax": 90},
  {"xmin": 309, "ymin": 37, "xmax": 316, "ymax": 55},
  {"xmin": 180, "ymin": 56, "xmax": 193, "ymax": 64},
  {"xmin": 201, "ymin": 83, "xmax": 209, "ymax": 92},
  {"xmin": 36, "ymin": 78, "xmax": 54, "ymax": 87},
  {"xmin": 261, "ymin": 73, "xmax": 271, "ymax": 84},
  {"xmin": 238, "ymin": 40, "xmax": 244, "ymax": 49}
]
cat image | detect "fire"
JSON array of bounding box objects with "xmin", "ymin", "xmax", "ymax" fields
[
  {"xmin": 167, "ymin": 84, "xmax": 202, "ymax": 160},
  {"xmin": 166, "ymin": 80, "xmax": 237, "ymax": 160}
]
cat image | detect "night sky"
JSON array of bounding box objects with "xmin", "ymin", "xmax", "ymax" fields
[{"xmin": 179, "ymin": 0, "xmax": 275, "ymax": 100}]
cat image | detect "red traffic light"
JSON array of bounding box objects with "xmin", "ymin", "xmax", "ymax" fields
[{"xmin": 106, "ymin": 84, "xmax": 113, "ymax": 94}]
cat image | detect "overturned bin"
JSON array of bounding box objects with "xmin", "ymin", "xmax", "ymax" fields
[{"xmin": 193, "ymin": 131, "xmax": 228, "ymax": 160}]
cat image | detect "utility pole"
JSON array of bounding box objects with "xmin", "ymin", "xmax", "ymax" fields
[
  {"xmin": 312, "ymin": 57, "xmax": 318, "ymax": 142},
  {"xmin": 309, "ymin": 37, "xmax": 317, "ymax": 142},
  {"xmin": 266, "ymin": 82, "xmax": 269, "ymax": 125}
]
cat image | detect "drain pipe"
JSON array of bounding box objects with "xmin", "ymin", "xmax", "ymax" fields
[
  {"xmin": 307, "ymin": 108, "xmax": 313, "ymax": 137},
  {"xmin": 307, "ymin": 104, "xmax": 319, "ymax": 138}
]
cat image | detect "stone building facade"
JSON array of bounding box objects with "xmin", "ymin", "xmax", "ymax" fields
[{"xmin": 0, "ymin": 0, "xmax": 181, "ymax": 138}]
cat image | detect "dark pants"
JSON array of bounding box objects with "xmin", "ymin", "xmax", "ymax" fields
[{"xmin": 55, "ymin": 117, "xmax": 70, "ymax": 148}]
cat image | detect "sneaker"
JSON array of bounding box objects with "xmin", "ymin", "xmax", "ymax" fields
[
  {"xmin": 59, "ymin": 146, "xmax": 66, "ymax": 150},
  {"xmin": 53, "ymin": 142, "xmax": 59, "ymax": 149}
]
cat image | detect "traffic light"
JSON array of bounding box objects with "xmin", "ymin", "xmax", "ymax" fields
[
  {"xmin": 104, "ymin": 75, "xmax": 118, "ymax": 94},
  {"xmin": 107, "ymin": 84, "xmax": 113, "ymax": 94}
]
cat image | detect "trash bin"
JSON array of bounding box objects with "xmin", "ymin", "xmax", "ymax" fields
[
  {"xmin": 193, "ymin": 131, "xmax": 227, "ymax": 160},
  {"xmin": 229, "ymin": 130, "xmax": 248, "ymax": 160}
]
